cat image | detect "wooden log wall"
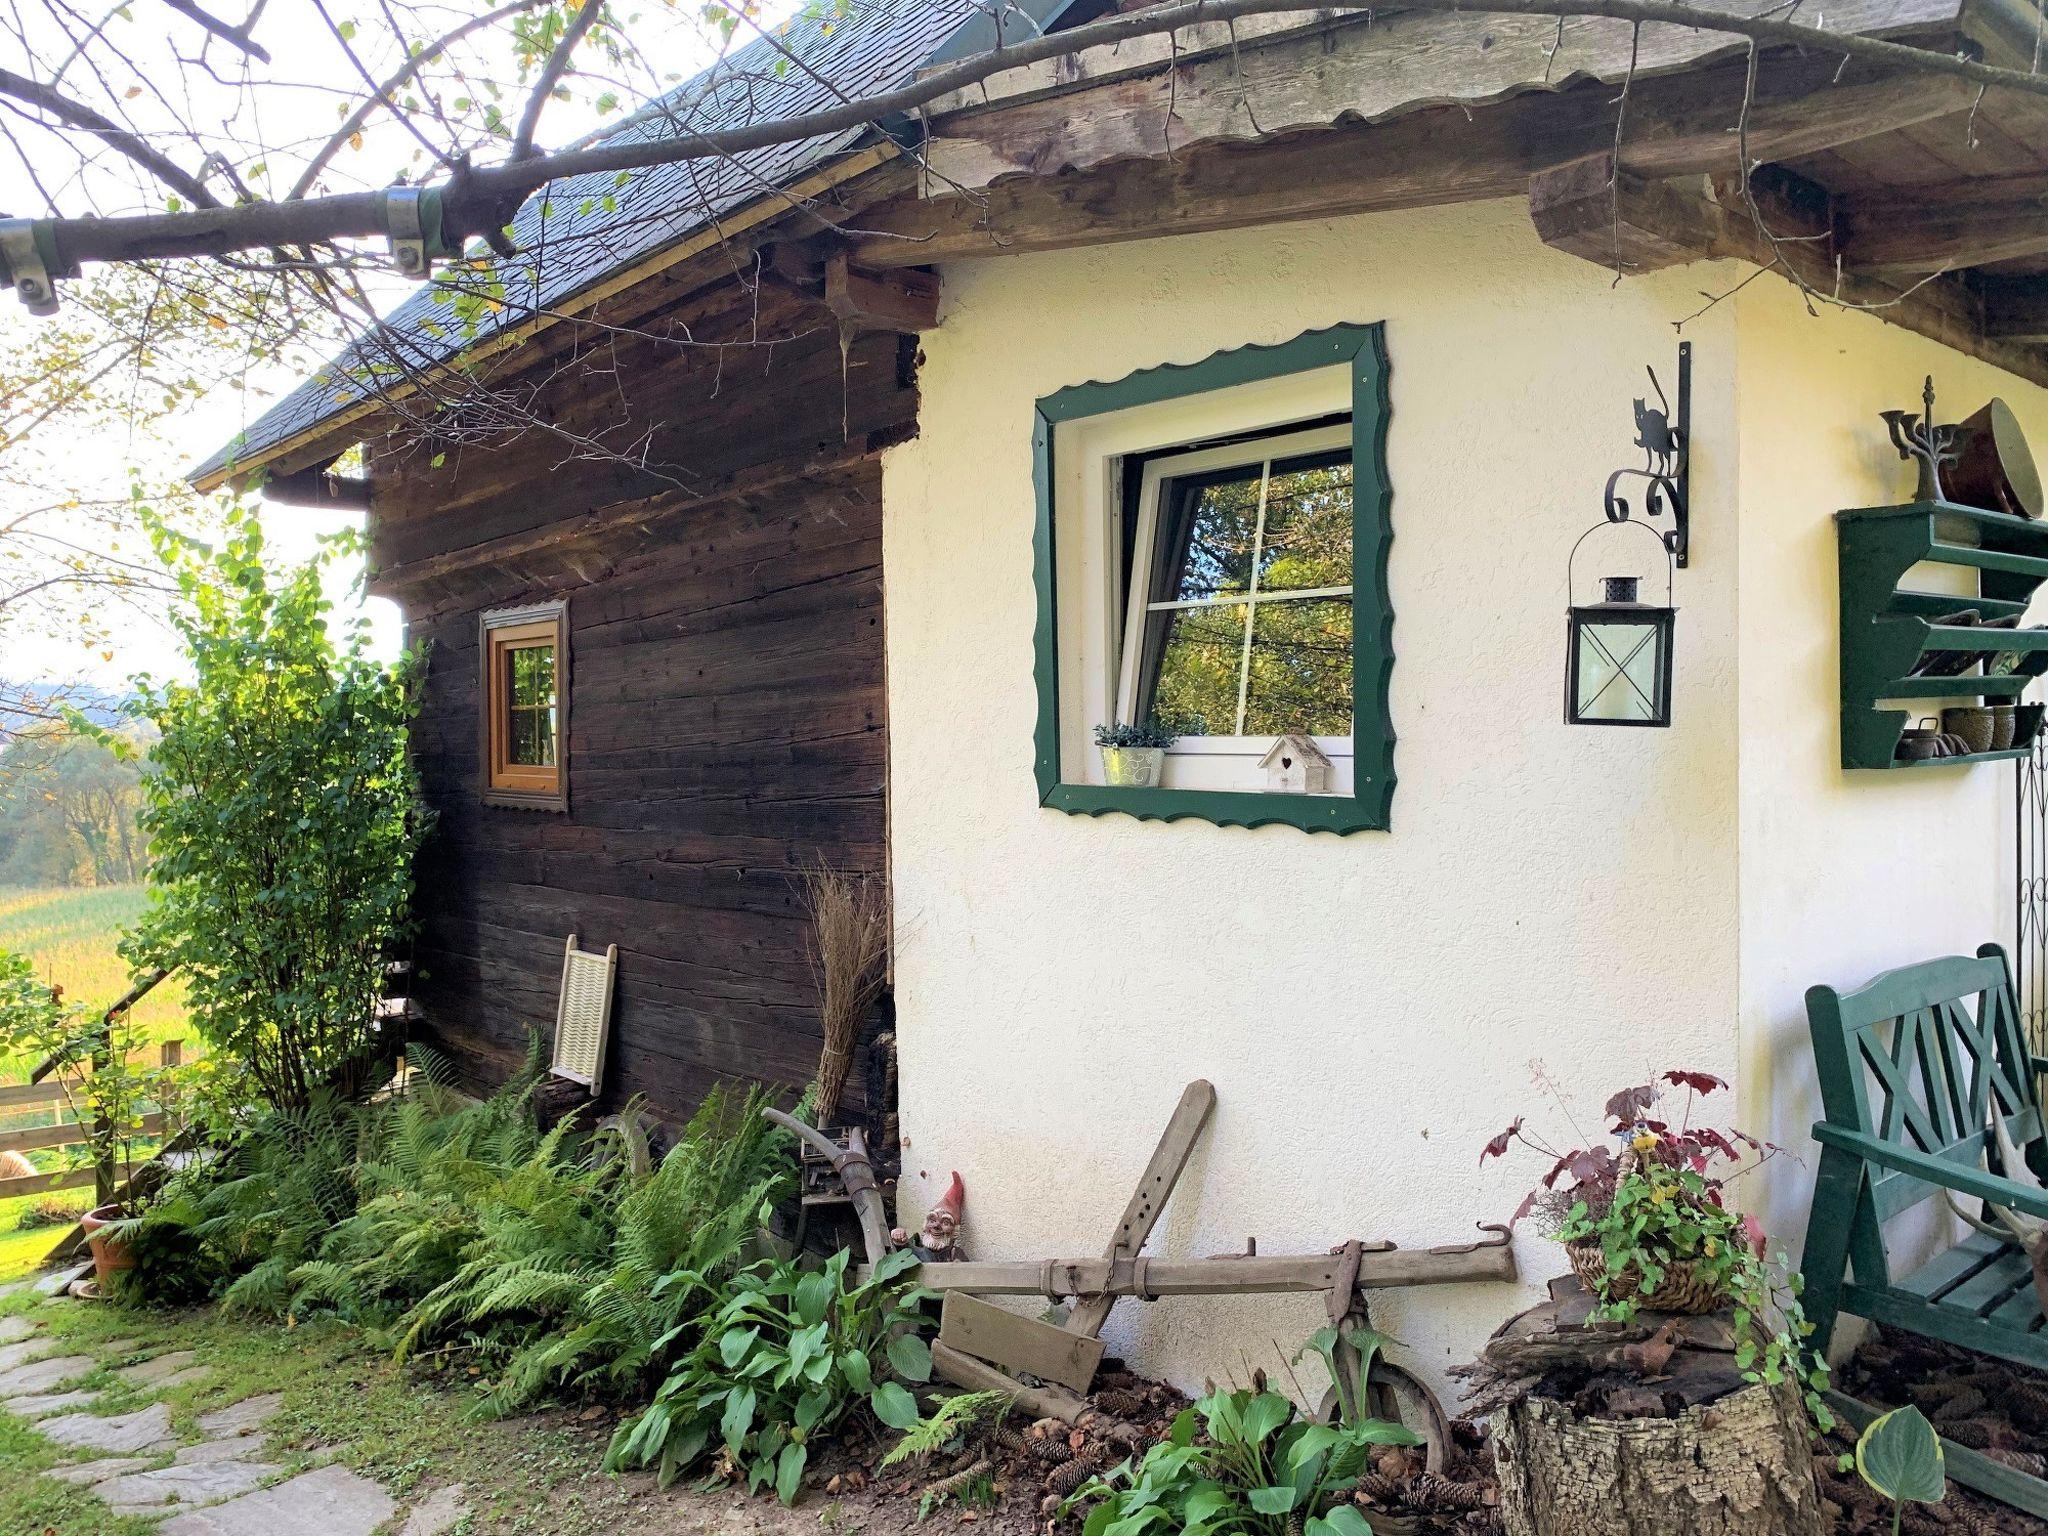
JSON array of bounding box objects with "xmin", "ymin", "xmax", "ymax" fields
[{"xmin": 368, "ymin": 281, "xmax": 917, "ymax": 1121}]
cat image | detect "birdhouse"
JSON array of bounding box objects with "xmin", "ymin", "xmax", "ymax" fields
[{"xmin": 1259, "ymin": 732, "xmax": 1331, "ymax": 794}]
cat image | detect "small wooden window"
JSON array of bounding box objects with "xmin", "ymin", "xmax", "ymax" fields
[{"xmin": 481, "ymin": 602, "xmax": 569, "ymax": 810}]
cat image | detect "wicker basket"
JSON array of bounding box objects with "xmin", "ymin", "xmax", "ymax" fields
[{"xmin": 1565, "ymin": 1239, "xmax": 1730, "ymax": 1314}]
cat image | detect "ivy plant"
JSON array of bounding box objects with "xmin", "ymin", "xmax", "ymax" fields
[{"xmin": 605, "ymin": 1246, "xmax": 934, "ymax": 1504}]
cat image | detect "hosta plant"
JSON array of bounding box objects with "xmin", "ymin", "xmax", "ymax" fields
[
  {"xmin": 1062, "ymin": 1328, "xmax": 1419, "ymax": 1536},
  {"xmin": 1851, "ymin": 1405, "xmax": 1946, "ymax": 1535},
  {"xmin": 605, "ymin": 1246, "xmax": 933, "ymax": 1504}
]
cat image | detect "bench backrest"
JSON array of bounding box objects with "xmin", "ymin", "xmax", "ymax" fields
[{"xmin": 1806, "ymin": 943, "xmax": 2044, "ymax": 1222}]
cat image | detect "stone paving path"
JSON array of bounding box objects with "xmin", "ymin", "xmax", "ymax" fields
[{"xmin": 0, "ymin": 1294, "xmax": 472, "ymax": 1535}]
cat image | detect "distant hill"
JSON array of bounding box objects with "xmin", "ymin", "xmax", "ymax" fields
[{"xmin": 0, "ymin": 681, "xmax": 132, "ymax": 743}]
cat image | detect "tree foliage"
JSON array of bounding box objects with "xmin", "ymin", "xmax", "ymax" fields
[
  {"xmin": 0, "ymin": 725, "xmax": 151, "ymax": 886},
  {"xmin": 118, "ymin": 506, "xmax": 427, "ymax": 1110}
]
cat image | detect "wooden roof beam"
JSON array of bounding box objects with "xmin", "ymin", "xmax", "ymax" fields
[
  {"xmin": 853, "ymin": 52, "xmax": 1979, "ymax": 270},
  {"xmin": 1841, "ymin": 176, "xmax": 2048, "ymax": 276},
  {"xmin": 1530, "ymin": 154, "xmax": 1733, "ymax": 274},
  {"xmin": 1981, "ymin": 277, "xmax": 2048, "ymax": 343}
]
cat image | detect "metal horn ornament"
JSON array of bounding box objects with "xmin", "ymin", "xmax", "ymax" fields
[{"xmin": 1881, "ymin": 375, "xmax": 1965, "ymax": 504}]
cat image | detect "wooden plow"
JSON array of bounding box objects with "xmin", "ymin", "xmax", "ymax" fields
[{"xmin": 771, "ymin": 1080, "xmax": 1517, "ymax": 1469}]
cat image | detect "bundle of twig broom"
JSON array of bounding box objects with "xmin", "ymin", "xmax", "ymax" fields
[{"xmin": 804, "ymin": 866, "xmax": 890, "ymax": 1125}]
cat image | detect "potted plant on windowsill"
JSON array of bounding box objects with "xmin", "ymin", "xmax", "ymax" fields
[{"xmin": 1093, "ymin": 719, "xmax": 1177, "ymax": 788}]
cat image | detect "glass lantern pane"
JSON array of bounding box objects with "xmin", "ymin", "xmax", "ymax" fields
[{"xmin": 1575, "ymin": 619, "xmax": 1664, "ymax": 722}]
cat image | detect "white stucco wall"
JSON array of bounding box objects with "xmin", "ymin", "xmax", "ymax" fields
[
  {"xmin": 1730, "ymin": 278, "xmax": 2048, "ymax": 1261},
  {"xmin": 882, "ymin": 198, "xmax": 1752, "ymax": 1398}
]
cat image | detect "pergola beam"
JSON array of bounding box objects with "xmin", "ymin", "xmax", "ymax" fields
[
  {"xmin": 1841, "ymin": 176, "xmax": 2048, "ymax": 276},
  {"xmin": 1981, "ymin": 277, "xmax": 2048, "ymax": 343}
]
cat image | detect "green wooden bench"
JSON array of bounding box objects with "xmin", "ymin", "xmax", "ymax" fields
[{"xmin": 1804, "ymin": 942, "xmax": 2048, "ymax": 1516}]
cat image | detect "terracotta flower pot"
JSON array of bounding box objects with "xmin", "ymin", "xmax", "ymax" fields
[
  {"xmin": 1566, "ymin": 1239, "xmax": 1729, "ymax": 1315},
  {"xmin": 79, "ymin": 1203, "xmax": 134, "ymax": 1288}
]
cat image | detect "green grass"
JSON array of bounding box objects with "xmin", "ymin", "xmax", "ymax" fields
[
  {"xmin": 0, "ymin": 885, "xmax": 189, "ymax": 1055},
  {"xmin": 0, "ymin": 1288, "xmax": 646, "ymax": 1536},
  {"xmin": 0, "ymin": 887, "xmax": 190, "ymax": 1278}
]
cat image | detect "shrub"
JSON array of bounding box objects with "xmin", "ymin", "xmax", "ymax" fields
[
  {"xmin": 120, "ymin": 507, "xmax": 427, "ymax": 1112},
  {"xmin": 605, "ymin": 1247, "xmax": 933, "ymax": 1503}
]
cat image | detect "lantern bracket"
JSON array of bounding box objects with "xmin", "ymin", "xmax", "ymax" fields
[{"xmin": 1603, "ymin": 341, "xmax": 1690, "ymax": 569}]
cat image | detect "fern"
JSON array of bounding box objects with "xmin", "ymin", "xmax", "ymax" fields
[{"xmin": 882, "ymin": 1392, "xmax": 1012, "ymax": 1468}]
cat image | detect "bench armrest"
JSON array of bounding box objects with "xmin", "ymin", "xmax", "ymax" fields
[
  {"xmin": 1811, "ymin": 1122, "xmax": 2048, "ymax": 1223},
  {"xmin": 2032, "ymin": 1055, "xmax": 2048, "ymax": 1079}
]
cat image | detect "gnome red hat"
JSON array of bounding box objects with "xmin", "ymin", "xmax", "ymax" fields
[{"xmin": 919, "ymin": 1172, "xmax": 964, "ymax": 1256}]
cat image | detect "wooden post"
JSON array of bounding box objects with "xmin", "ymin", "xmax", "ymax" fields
[
  {"xmin": 89, "ymin": 1023, "xmax": 112, "ymax": 1209},
  {"xmin": 159, "ymin": 1039, "xmax": 183, "ymax": 1136}
]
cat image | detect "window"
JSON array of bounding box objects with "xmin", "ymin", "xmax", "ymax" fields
[
  {"xmin": 481, "ymin": 602, "xmax": 569, "ymax": 810},
  {"xmin": 1117, "ymin": 425, "xmax": 1354, "ymax": 743},
  {"xmin": 1031, "ymin": 323, "xmax": 1392, "ymax": 833}
]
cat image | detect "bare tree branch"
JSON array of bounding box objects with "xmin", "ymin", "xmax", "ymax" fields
[
  {"xmin": 511, "ymin": 0, "xmax": 606, "ymax": 160},
  {"xmin": 160, "ymin": 0, "xmax": 270, "ymax": 64},
  {"xmin": 2, "ymin": 0, "xmax": 2046, "ymax": 280},
  {"xmin": 0, "ymin": 66, "xmax": 219, "ymax": 209}
]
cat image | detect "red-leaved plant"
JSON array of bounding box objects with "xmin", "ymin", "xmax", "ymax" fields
[{"xmin": 1480, "ymin": 1068, "xmax": 1774, "ymax": 1250}]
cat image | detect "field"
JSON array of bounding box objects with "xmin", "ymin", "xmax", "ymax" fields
[
  {"xmin": 0, "ymin": 885, "xmax": 190, "ymax": 1277},
  {"xmin": 0, "ymin": 886, "xmax": 189, "ymax": 1063}
]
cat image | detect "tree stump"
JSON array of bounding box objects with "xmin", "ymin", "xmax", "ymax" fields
[
  {"xmin": 1461, "ymin": 1280, "xmax": 1826, "ymax": 1536},
  {"xmin": 1492, "ymin": 1376, "xmax": 1826, "ymax": 1536}
]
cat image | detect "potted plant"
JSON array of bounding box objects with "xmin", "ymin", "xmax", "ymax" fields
[
  {"xmin": 0, "ymin": 950, "xmax": 176, "ymax": 1289},
  {"xmin": 1480, "ymin": 1067, "xmax": 1831, "ymax": 1425},
  {"xmin": 1093, "ymin": 718, "xmax": 1177, "ymax": 787}
]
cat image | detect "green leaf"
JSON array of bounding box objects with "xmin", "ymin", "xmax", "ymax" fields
[
  {"xmin": 718, "ymin": 1327, "xmax": 758, "ymax": 1369},
  {"xmin": 840, "ymin": 1350, "xmax": 872, "ymax": 1393},
  {"xmin": 1237, "ymin": 1392, "xmax": 1293, "ymax": 1449},
  {"xmin": 1856, "ymin": 1406, "xmax": 1945, "ymax": 1506},
  {"xmin": 871, "ymin": 1246, "xmax": 922, "ymax": 1284},
  {"xmin": 794, "ymin": 1270, "xmax": 832, "ymax": 1326},
  {"xmin": 870, "ymin": 1381, "xmax": 920, "ymax": 1430},
  {"xmin": 775, "ymin": 1442, "xmax": 807, "ymax": 1505},
  {"xmin": 721, "ymin": 1385, "xmax": 757, "ymax": 1451},
  {"xmin": 1247, "ymin": 1484, "xmax": 1301, "ymax": 1514},
  {"xmin": 886, "ymin": 1332, "xmax": 933, "ymax": 1383},
  {"xmin": 1309, "ymin": 1506, "xmax": 1376, "ymax": 1536}
]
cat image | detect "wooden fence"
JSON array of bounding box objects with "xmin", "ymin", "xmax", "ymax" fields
[{"xmin": 1, "ymin": 968, "xmax": 178, "ymax": 1208}]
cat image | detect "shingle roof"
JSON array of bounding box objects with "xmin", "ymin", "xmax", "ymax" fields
[{"xmin": 193, "ymin": 0, "xmax": 986, "ymax": 485}]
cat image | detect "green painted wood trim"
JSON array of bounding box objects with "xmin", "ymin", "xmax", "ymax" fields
[
  {"xmin": 1029, "ymin": 322, "xmax": 1394, "ymax": 835},
  {"xmin": 1837, "ymin": 501, "xmax": 2048, "ymax": 768}
]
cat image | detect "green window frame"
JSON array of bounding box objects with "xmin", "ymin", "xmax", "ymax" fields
[{"xmin": 1031, "ymin": 322, "xmax": 1393, "ymax": 833}]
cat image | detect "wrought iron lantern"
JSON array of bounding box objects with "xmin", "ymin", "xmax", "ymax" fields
[{"xmin": 1566, "ymin": 528, "xmax": 1675, "ymax": 728}]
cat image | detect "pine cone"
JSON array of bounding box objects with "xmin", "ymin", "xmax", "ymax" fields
[
  {"xmin": 1354, "ymin": 1472, "xmax": 1402, "ymax": 1505},
  {"xmin": 989, "ymin": 1424, "xmax": 1031, "ymax": 1458},
  {"xmin": 1939, "ymin": 1416, "xmax": 1998, "ymax": 1450},
  {"xmin": 1407, "ymin": 1472, "xmax": 1494, "ymax": 1512},
  {"xmin": 1982, "ymin": 1447, "xmax": 2048, "ymax": 1477},
  {"xmin": 1092, "ymin": 1388, "xmax": 1149, "ymax": 1419},
  {"xmin": 1928, "ymin": 1386, "xmax": 1988, "ymax": 1423},
  {"xmin": 2006, "ymin": 1380, "xmax": 2048, "ymax": 1431},
  {"xmin": 1029, "ymin": 1437, "xmax": 1075, "ymax": 1466},
  {"xmin": 1043, "ymin": 1452, "xmax": 1101, "ymax": 1500}
]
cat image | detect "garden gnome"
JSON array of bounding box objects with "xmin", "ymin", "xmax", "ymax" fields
[{"xmin": 911, "ymin": 1172, "xmax": 964, "ymax": 1262}]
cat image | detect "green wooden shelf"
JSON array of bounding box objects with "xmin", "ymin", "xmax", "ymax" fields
[{"xmin": 1837, "ymin": 501, "xmax": 2048, "ymax": 770}]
